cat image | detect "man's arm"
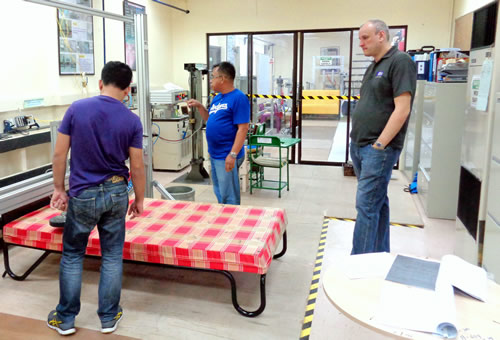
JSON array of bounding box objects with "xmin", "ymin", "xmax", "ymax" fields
[
  {"xmin": 375, "ymin": 92, "xmax": 412, "ymax": 148},
  {"xmin": 50, "ymin": 132, "xmax": 70, "ymax": 211},
  {"xmin": 225, "ymin": 123, "xmax": 249, "ymax": 172},
  {"xmin": 128, "ymin": 146, "xmax": 145, "ymax": 219},
  {"xmin": 186, "ymin": 99, "xmax": 209, "ymax": 122}
]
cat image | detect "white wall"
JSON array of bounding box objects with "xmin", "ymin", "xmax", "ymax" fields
[
  {"xmin": 454, "ymin": 0, "xmax": 496, "ymax": 18},
  {"xmin": 169, "ymin": 0, "xmax": 455, "ymax": 89}
]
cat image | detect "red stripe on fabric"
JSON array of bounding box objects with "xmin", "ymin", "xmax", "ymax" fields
[
  {"xmin": 131, "ymin": 236, "xmax": 150, "ymax": 244},
  {"xmin": 242, "ymin": 219, "xmax": 258, "ymax": 227},
  {"xmin": 249, "ymin": 208, "xmax": 264, "ymax": 216},
  {"xmin": 160, "ymin": 239, "xmax": 179, "ymax": 247},
  {"xmin": 26, "ymin": 223, "xmax": 45, "ymax": 231},
  {"xmin": 214, "ymin": 217, "xmax": 229, "ymax": 225},
  {"xmin": 234, "ymin": 231, "xmax": 251, "ymax": 240},
  {"xmin": 149, "ymin": 200, "xmax": 166, "ymax": 207},
  {"xmin": 196, "ymin": 204, "xmax": 211, "ymax": 212},
  {"xmin": 221, "ymin": 206, "xmax": 237, "ymax": 214},
  {"xmin": 174, "ymin": 226, "xmax": 192, "ymax": 235},
  {"xmin": 147, "ymin": 223, "xmax": 164, "ymax": 232},
  {"xmin": 160, "ymin": 213, "xmax": 177, "ymax": 220},
  {"xmin": 173, "ymin": 202, "xmax": 189, "ymax": 210},
  {"xmin": 126, "ymin": 221, "xmax": 138, "ymax": 230},
  {"xmin": 208, "ymin": 262, "xmax": 224, "ymax": 270},
  {"xmin": 206, "ymin": 250, "xmax": 222, "ymax": 260},
  {"xmin": 239, "ymin": 254, "xmax": 255, "ymax": 264},
  {"xmin": 225, "ymin": 244, "xmax": 243, "ymax": 253},
  {"xmin": 175, "ymin": 248, "xmax": 189, "ymax": 257},
  {"xmin": 177, "ymin": 259, "xmax": 192, "ymax": 267},
  {"xmin": 242, "ymin": 265, "xmax": 259, "ymax": 273},
  {"xmin": 202, "ymin": 228, "xmax": 221, "ymax": 237},
  {"xmin": 187, "ymin": 215, "xmax": 202, "ymax": 223},
  {"xmin": 191, "ymin": 242, "xmax": 210, "ymax": 250}
]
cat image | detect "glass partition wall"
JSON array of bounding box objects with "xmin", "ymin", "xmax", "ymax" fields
[{"xmin": 207, "ymin": 26, "xmax": 407, "ymax": 166}]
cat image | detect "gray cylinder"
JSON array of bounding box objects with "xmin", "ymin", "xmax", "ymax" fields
[{"xmin": 166, "ymin": 186, "xmax": 195, "ymax": 201}]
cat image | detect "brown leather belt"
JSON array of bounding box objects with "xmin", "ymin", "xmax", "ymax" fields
[{"xmin": 106, "ymin": 175, "xmax": 125, "ymax": 183}]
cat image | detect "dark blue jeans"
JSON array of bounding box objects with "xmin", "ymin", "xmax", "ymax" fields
[
  {"xmin": 350, "ymin": 143, "xmax": 401, "ymax": 254},
  {"xmin": 210, "ymin": 157, "xmax": 244, "ymax": 205},
  {"xmin": 56, "ymin": 181, "xmax": 128, "ymax": 324}
]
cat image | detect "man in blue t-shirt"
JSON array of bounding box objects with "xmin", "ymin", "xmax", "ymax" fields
[
  {"xmin": 47, "ymin": 61, "xmax": 145, "ymax": 336},
  {"xmin": 188, "ymin": 62, "xmax": 250, "ymax": 205}
]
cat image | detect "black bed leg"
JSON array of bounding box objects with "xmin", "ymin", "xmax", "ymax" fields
[
  {"xmin": 220, "ymin": 271, "xmax": 266, "ymax": 317},
  {"xmin": 273, "ymin": 231, "xmax": 287, "ymax": 259},
  {"xmin": 2, "ymin": 243, "xmax": 52, "ymax": 281}
]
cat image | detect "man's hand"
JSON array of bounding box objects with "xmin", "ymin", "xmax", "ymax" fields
[
  {"xmin": 186, "ymin": 99, "xmax": 209, "ymax": 121},
  {"xmin": 225, "ymin": 154, "xmax": 236, "ymax": 172},
  {"xmin": 186, "ymin": 99, "xmax": 202, "ymax": 110},
  {"xmin": 51, "ymin": 189, "xmax": 68, "ymax": 211},
  {"xmin": 128, "ymin": 199, "xmax": 143, "ymax": 219}
]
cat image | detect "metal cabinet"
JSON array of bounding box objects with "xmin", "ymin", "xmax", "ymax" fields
[
  {"xmin": 417, "ymin": 82, "xmax": 467, "ymax": 219},
  {"xmin": 401, "ymin": 80, "xmax": 425, "ymax": 182}
]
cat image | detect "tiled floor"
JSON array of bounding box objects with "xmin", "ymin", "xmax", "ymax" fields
[{"xmin": 0, "ymin": 164, "xmax": 457, "ymax": 339}]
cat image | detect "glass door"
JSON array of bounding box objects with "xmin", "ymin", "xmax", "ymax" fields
[
  {"xmin": 207, "ymin": 34, "xmax": 249, "ymax": 94},
  {"xmin": 251, "ymin": 33, "xmax": 296, "ymax": 138},
  {"xmin": 299, "ymin": 30, "xmax": 352, "ymax": 164}
]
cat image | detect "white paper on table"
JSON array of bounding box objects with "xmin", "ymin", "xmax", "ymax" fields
[
  {"xmin": 374, "ymin": 275, "xmax": 457, "ymax": 338},
  {"xmin": 440, "ymin": 254, "xmax": 488, "ymax": 302},
  {"xmin": 477, "ymin": 58, "xmax": 493, "ymax": 111},
  {"xmin": 342, "ymin": 252, "xmax": 395, "ymax": 279}
]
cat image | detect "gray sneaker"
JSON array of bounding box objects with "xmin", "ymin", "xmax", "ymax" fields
[
  {"xmin": 49, "ymin": 212, "xmax": 66, "ymax": 228},
  {"xmin": 101, "ymin": 307, "xmax": 123, "ymax": 334},
  {"xmin": 47, "ymin": 310, "xmax": 76, "ymax": 336}
]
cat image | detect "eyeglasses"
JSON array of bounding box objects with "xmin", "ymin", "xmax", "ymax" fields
[{"xmin": 210, "ymin": 75, "xmax": 223, "ymax": 80}]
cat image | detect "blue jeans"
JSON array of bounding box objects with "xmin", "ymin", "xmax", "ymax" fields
[
  {"xmin": 210, "ymin": 157, "xmax": 244, "ymax": 205},
  {"xmin": 350, "ymin": 143, "xmax": 401, "ymax": 254},
  {"xmin": 56, "ymin": 181, "xmax": 128, "ymax": 324}
]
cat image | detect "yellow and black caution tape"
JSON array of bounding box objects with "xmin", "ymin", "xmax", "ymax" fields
[
  {"xmin": 299, "ymin": 217, "xmax": 329, "ymax": 340},
  {"xmin": 251, "ymin": 94, "xmax": 293, "ymax": 99},
  {"xmin": 325, "ymin": 216, "xmax": 423, "ymax": 229},
  {"xmin": 301, "ymin": 95, "xmax": 360, "ymax": 101},
  {"xmin": 209, "ymin": 93, "xmax": 360, "ymax": 101}
]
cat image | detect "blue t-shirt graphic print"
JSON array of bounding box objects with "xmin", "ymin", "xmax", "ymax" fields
[{"xmin": 205, "ymin": 88, "xmax": 250, "ymax": 160}]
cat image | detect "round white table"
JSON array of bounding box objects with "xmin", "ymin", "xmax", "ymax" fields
[{"xmin": 322, "ymin": 261, "xmax": 500, "ymax": 339}]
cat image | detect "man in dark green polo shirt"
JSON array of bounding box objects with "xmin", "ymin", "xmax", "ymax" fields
[{"xmin": 350, "ymin": 19, "xmax": 416, "ymax": 254}]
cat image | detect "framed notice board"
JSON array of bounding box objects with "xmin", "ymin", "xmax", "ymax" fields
[{"xmin": 57, "ymin": 0, "xmax": 95, "ymax": 75}]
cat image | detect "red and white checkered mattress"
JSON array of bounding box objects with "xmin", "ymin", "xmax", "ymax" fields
[{"xmin": 2, "ymin": 199, "xmax": 287, "ymax": 274}]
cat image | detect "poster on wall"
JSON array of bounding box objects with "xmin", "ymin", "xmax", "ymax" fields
[
  {"xmin": 124, "ymin": 1, "xmax": 146, "ymax": 71},
  {"xmin": 391, "ymin": 28, "xmax": 406, "ymax": 51},
  {"xmin": 57, "ymin": 0, "xmax": 95, "ymax": 75}
]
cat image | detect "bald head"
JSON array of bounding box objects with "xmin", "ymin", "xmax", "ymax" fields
[
  {"xmin": 358, "ymin": 19, "xmax": 392, "ymax": 62},
  {"xmin": 361, "ymin": 19, "xmax": 390, "ymax": 42}
]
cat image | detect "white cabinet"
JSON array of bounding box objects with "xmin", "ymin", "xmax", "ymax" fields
[
  {"xmin": 483, "ymin": 93, "xmax": 500, "ymax": 282},
  {"xmin": 417, "ymin": 82, "xmax": 467, "ymax": 219}
]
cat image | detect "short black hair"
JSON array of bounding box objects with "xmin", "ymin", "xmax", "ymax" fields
[
  {"xmin": 101, "ymin": 61, "xmax": 133, "ymax": 90},
  {"xmin": 213, "ymin": 62, "xmax": 235, "ymax": 80}
]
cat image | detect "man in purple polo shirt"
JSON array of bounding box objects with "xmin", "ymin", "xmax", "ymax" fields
[{"xmin": 47, "ymin": 61, "xmax": 145, "ymax": 336}]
